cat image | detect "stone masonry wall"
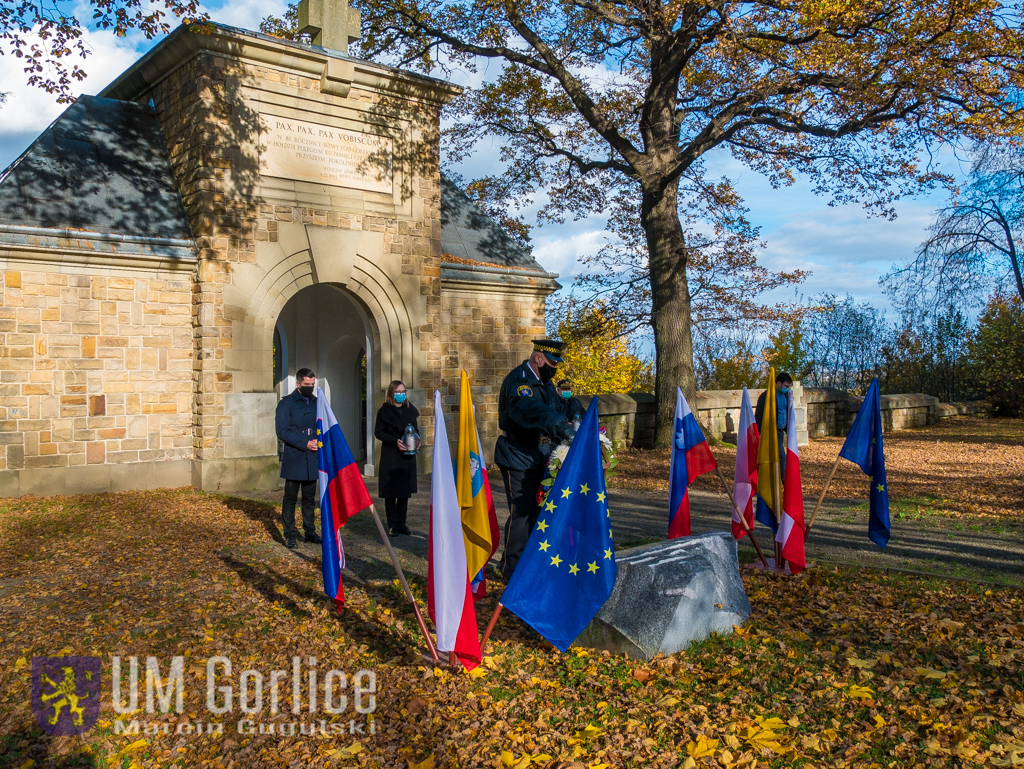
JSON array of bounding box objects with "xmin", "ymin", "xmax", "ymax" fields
[
  {"xmin": 144, "ymin": 52, "xmax": 257, "ymax": 463},
  {"xmin": 429, "ymin": 290, "xmax": 548, "ymax": 455},
  {"xmin": 0, "ymin": 268, "xmax": 193, "ymax": 487}
]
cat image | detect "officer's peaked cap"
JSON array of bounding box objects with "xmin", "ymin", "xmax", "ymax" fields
[{"xmin": 532, "ymin": 339, "xmax": 565, "ymax": 363}]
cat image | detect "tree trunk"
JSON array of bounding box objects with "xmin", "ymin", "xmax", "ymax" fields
[{"xmin": 641, "ymin": 180, "xmax": 697, "ymax": 447}]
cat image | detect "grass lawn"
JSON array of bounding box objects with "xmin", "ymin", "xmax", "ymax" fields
[{"xmin": 2, "ymin": 488, "xmax": 1024, "ymax": 768}]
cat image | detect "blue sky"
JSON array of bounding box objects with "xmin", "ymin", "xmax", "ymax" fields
[{"xmin": 0, "ymin": 0, "xmax": 962, "ymax": 319}]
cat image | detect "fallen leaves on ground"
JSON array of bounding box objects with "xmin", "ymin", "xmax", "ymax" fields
[
  {"xmin": 1, "ymin": 489, "xmax": 1023, "ymax": 767},
  {"xmin": 611, "ymin": 416, "xmax": 1024, "ymax": 519}
]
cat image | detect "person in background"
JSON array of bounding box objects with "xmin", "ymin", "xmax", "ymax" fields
[
  {"xmin": 555, "ymin": 378, "xmax": 586, "ymax": 425},
  {"xmin": 275, "ymin": 367, "xmax": 322, "ymax": 549},
  {"xmin": 373, "ymin": 380, "xmax": 420, "ymax": 536},
  {"xmin": 755, "ymin": 371, "xmax": 794, "ymax": 477}
]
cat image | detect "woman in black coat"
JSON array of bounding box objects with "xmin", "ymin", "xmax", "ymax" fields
[{"xmin": 373, "ymin": 380, "xmax": 420, "ymax": 535}]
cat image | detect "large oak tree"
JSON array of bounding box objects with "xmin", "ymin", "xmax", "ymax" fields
[{"xmin": 355, "ymin": 0, "xmax": 1024, "ymax": 444}]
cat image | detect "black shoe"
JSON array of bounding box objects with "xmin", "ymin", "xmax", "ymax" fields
[
  {"xmin": 285, "ymin": 539, "xmax": 297, "ymax": 549},
  {"xmin": 305, "ymin": 534, "xmax": 322, "ymax": 544},
  {"xmin": 396, "ymin": 524, "xmax": 412, "ymax": 536}
]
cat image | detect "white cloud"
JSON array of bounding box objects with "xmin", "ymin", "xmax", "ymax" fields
[
  {"xmin": 0, "ymin": 28, "xmax": 141, "ymax": 139},
  {"xmin": 532, "ymin": 224, "xmax": 608, "ymax": 278},
  {"xmin": 209, "ymin": 0, "xmax": 290, "ymax": 32},
  {"xmin": 0, "ymin": 0, "xmax": 287, "ymax": 147},
  {"xmin": 760, "ymin": 201, "xmax": 934, "ymax": 269}
]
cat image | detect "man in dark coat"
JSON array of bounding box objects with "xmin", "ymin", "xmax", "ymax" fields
[
  {"xmin": 495, "ymin": 339, "xmax": 574, "ymax": 578},
  {"xmin": 275, "ymin": 367, "xmax": 322, "ymax": 549}
]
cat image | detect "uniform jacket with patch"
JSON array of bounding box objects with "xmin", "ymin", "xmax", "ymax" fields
[{"xmin": 494, "ymin": 360, "xmax": 568, "ymax": 471}]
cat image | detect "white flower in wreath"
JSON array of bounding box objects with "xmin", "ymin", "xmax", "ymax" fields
[
  {"xmin": 599, "ymin": 433, "xmax": 613, "ymax": 452},
  {"xmin": 551, "ymin": 443, "xmax": 570, "ymax": 465}
]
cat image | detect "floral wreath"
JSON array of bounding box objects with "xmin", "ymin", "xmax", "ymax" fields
[{"xmin": 537, "ymin": 423, "xmax": 618, "ymax": 506}]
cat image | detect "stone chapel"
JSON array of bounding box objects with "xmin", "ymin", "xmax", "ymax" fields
[{"xmin": 0, "ymin": 3, "xmax": 560, "ymax": 496}]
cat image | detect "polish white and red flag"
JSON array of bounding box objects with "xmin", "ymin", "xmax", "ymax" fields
[
  {"xmin": 732, "ymin": 387, "xmax": 760, "ymax": 540},
  {"xmin": 775, "ymin": 392, "xmax": 806, "ymax": 573},
  {"xmin": 427, "ymin": 390, "xmax": 481, "ymax": 669}
]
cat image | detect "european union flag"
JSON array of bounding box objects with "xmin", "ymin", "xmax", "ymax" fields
[
  {"xmin": 500, "ymin": 401, "xmax": 617, "ymax": 651},
  {"xmin": 839, "ymin": 377, "xmax": 891, "ymax": 548}
]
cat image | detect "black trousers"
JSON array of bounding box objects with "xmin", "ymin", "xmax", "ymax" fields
[
  {"xmin": 498, "ymin": 464, "xmax": 546, "ymax": 579},
  {"xmin": 282, "ymin": 479, "xmax": 317, "ymax": 542},
  {"xmin": 383, "ymin": 498, "xmax": 409, "ymax": 529}
]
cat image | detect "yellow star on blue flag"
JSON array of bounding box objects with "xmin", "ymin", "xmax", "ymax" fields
[{"xmin": 501, "ymin": 402, "xmax": 617, "ymax": 651}]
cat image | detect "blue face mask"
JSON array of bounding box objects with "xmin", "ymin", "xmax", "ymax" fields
[
  {"xmin": 394, "ymin": 392, "xmax": 407, "ymax": 404},
  {"xmin": 779, "ymin": 386, "xmax": 791, "ymax": 394},
  {"xmin": 561, "ymin": 390, "xmax": 572, "ymax": 399}
]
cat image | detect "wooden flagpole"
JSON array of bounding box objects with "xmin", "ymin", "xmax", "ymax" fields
[
  {"xmin": 368, "ymin": 503, "xmax": 440, "ymax": 662},
  {"xmin": 714, "ymin": 467, "xmax": 770, "ymax": 569},
  {"xmin": 479, "ymin": 602, "xmax": 504, "ymax": 656},
  {"xmin": 773, "ymin": 456, "xmax": 786, "ymax": 571},
  {"xmin": 805, "ymin": 452, "xmax": 843, "ymax": 539}
]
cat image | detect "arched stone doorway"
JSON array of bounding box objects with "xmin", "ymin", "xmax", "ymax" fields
[
  {"xmin": 210, "ymin": 220, "xmax": 427, "ymax": 490},
  {"xmin": 275, "ymin": 283, "xmax": 374, "ymax": 472}
]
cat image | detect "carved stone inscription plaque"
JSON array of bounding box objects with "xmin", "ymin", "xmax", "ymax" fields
[{"xmin": 260, "ymin": 115, "xmax": 393, "ymax": 193}]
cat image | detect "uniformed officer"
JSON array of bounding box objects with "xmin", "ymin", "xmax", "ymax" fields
[{"xmin": 495, "ymin": 339, "xmax": 575, "ymax": 578}]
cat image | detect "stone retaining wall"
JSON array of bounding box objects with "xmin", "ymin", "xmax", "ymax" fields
[{"xmin": 579, "ymin": 386, "xmax": 991, "ymax": 450}]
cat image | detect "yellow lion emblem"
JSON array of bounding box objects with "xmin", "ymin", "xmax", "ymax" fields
[
  {"xmin": 40, "ymin": 666, "xmax": 91, "ymax": 726},
  {"xmin": 516, "ymin": 384, "xmax": 533, "ymax": 397}
]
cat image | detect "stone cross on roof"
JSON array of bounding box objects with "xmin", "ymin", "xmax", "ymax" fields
[{"xmin": 297, "ymin": 0, "xmax": 361, "ymax": 53}]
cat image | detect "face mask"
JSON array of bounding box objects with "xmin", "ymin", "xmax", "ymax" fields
[
  {"xmin": 561, "ymin": 390, "xmax": 571, "ymax": 399},
  {"xmin": 394, "ymin": 393, "xmax": 407, "ymax": 404},
  {"xmin": 779, "ymin": 386, "xmax": 791, "ymax": 394},
  {"xmin": 298, "ymin": 385, "xmax": 315, "ymax": 398},
  {"xmin": 539, "ymin": 363, "xmax": 557, "ymax": 381}
]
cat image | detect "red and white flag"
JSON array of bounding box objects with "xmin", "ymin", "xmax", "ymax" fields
[
  {"xmin": 775, "ymin": 393, "xmax": 806, "ymax": 573},
  {"xmin": 732, "ymin": 387, "xmax": 759, "ymax": 540},
  {"xmin": 427, "ymin": 390, "xmax": 481, "ymax": 669}
]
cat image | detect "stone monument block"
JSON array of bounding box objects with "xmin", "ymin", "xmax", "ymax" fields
[{"xmin": 576, "ymin": 532, "xmax": 750, "ymax": 659}]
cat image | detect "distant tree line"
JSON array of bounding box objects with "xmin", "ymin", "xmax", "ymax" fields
[{"xmin": 693, "ymin": 292, "xmax": 1023, "ymax": 415}]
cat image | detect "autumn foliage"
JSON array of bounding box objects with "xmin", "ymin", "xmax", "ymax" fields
[
  {"xmin": 1, "ymin": 482, "xmax": 1024, "ymax": 767},
  {"xmin": 553, "ymin": 302, "xmax": 655, "ymax": 395}
]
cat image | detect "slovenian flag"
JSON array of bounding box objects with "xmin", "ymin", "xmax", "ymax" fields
[
  {"xmin": 668, "ymin": 388, "xmax": 718, "ymax": 538},
  {"xmin": 316, "ymin": 387, "xmax": 372, "ymax": 612},
  {"xmin": 732, "ymin": 387, "xmax": 759, "ymax": 540},
  {"xmin": 428, "ymin": 390, "xmax": 481, "ymax": 669},
  {"xmin": 775, "ymin": 391, "xmax": 806, "ymax": 573},
  {"xmin": 456, "ymin": 372, "xmax": 500, "ymax": 599}
]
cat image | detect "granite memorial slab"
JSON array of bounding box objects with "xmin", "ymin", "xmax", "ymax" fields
[{"xmin": 576, "ymin": 532, "xmax": 751, "ymax": 659}]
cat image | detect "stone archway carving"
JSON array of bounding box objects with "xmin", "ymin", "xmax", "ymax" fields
[{"xmin": 223, "ymin": 221, "xmax": 422, "ymax": 393}]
